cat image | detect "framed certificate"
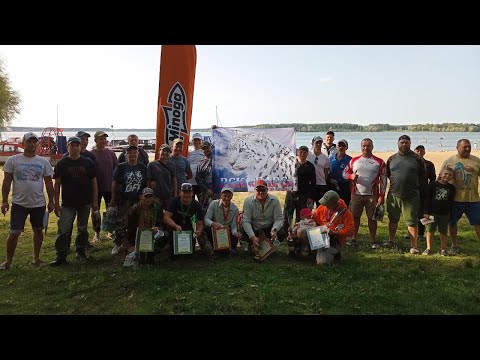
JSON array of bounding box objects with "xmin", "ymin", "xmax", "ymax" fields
[
  {"xmin": 212, "ymin": 226, "xmax": 231, "ymax": 250},
  {"xmin": 174, "ymin": 231, "xmax": 193, "ymax": 255},
  {"xmin": 135, "ymin": 228, "xmax": 154, "ymax": 253},
  {"xmin": 257, "ymin": 238, "xmax": 275, "ymax": 260},
  {"xmin": 307, "ymin": 226, "xmax": 330, "ymax": 250}
]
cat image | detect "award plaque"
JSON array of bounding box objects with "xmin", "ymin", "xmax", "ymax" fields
[
  {"xmin": 135, "ymin": 228, "xmax": 154, "ymax": 253},
  {"xmin": 307, "ymin": 226, "xmax": 330, "ymax": 250},
  {"xmin": 212, "ymin": 226, "xmax": 231, "ymax": 250},
  {"xmin": 174, "ymin": 231, "xmax": 193, "ymax": 255}
]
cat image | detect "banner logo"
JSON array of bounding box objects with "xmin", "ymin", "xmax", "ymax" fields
[{"xmin": 162, "ymin": 82, "xmax": 189, "ymax": 143}]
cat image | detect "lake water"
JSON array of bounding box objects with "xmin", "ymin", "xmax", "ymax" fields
[{"xmin": 2, "ymin": 130, "xmax": 479, "ymax": 152}]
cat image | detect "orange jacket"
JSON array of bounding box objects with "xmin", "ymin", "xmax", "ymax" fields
[{"xmin": 312, "ymin": 199, "xmax": 355, "ymax": 247}]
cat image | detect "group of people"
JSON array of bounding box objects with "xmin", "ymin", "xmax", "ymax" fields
[{"xmin": 1, "ymin": 130, "xmax": 479, "ymax": 270}]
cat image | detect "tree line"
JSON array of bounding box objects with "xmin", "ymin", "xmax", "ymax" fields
[{"xmin": 243, "ymin": 123, "xmax": 480, "ymax": 132}]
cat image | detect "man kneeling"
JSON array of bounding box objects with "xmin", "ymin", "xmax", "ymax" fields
[{"xmin": 299, "ymin": 190, "xmax": 354, "ymax": 265}]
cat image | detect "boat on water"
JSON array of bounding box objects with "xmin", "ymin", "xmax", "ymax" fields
[
  {"xmin": 36, "ymin": 127, "xmax": 66, "ymax": 167},
  {"xmin": 0, "ymin": 141, "xmax": 24, "ymax": 164}
]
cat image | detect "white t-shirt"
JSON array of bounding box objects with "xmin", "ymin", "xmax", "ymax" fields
[
  {"xmin": 307, "ymin": 151, "xmax": 330, "ymax": 185},
  {"xmin": 3, "ymin": 154, "xmax": 53, "ymax": 208},
  {"xmin": 187, "ymin": 149, "xmax": 205, "ymax": 185}
]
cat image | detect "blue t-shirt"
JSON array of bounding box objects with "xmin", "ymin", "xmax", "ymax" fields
[{"xmin": 330, "ymin": 154, "xmax": 352, "ymax": 185}]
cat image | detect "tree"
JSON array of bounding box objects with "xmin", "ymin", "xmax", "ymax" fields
[{"xmin": 0, "ymin": 58, "xmax": 21, "ymax": 130}]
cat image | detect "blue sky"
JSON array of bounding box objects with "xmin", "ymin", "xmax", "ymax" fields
[{"xmin": 1, "ymin": 45, "xmax": 479, "ymax": 129}]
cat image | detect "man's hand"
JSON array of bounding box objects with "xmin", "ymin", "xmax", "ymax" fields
[
  {"xmin": 270, "ymin": 228, "xmax": 278, "ymax": 241},
  {"xmin": 377, "ymin": 196, "xmax": 385, "ymax": 205},
  {"xmin": 251, "ymin": 236, "xmax": 260, "ymax": 247},
  {"xmin": 212, "ymin": 222, "xmax": 223, "ymax": 229},
  {"xmin": 1, "ymin": 201, "xmax": 9, "ymax": 216},
  {"xmin": 47, "ymin": 201, "xmax": 55, "ymax": 213},
  {"xmin": 54, "ymin": 204, "xmax": 61, "ymax": 217}
]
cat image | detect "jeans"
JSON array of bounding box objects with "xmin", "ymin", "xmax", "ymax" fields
[{"xmin": 55, "ymin": 204, "xmax": 91, "ymax": 259}]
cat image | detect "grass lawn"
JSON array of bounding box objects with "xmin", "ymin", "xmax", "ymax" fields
[{"xmin": 0, "ymin": 188, "xmax": 479, "ymax": 315}]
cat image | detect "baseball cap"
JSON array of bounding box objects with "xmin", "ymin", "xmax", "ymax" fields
[
  {"xmin": 398, "ymin": 134, "xmax": 411, "ymax": 142},
  {"xmin": 67, "ymin": 136, "xmax": 81, "ymax": 145},
  {"xmin": 126, "ymin": 145, "xmax": 138, "ymax": 152},
  {"xmin": 172, "ymin": 138, "xmax": 184, "ymax": 146},
  {"xmin": 319, "ymin": 190, "xmax": 340, "ymax": 207},
  {"xmin": 337, "ymin": 139, "xmax": 348, "ymax": 148},
  {"xmin": 159, "ymin": 144, "xmax": 172, "ymax": 152},
  {"xmin": 298, "ymin": 145, "xmax": 309, "ymax": 152},
  {"xmin": 23, "ymin": 132, "xmax": 39, "ymax": 142},
  {"xmin": 180, "ymin": 183, "xmax": 193, "ymax": 191},
  {"xmin": 76, "ymin": 131, "xmax": 91, "ymax": 138},
  {"xmin": 415, "ymin": 145, "xmax": 425, "ymax": 151},
  {"xmin": 255, "ymin": 179, "xmax": 268, "ymax": 189},
  {"xmin": 201, "ymin": 141, "xmax": 212, "ymax": 149},
  {"xmin": 221, "ymin": 186, "xmax": 234, "ymax": 194},
  {"xmin": 312, "ymin": 136, "xmax": 323, "ymax": 145},
  {"xmin": 192, "ymin": 133, "xmax": 203, "ymax": 140},
  {"xmin": 300, "ymin": 208, "xmax": 312, "ymax": 218},
  {"xmin": 141, "ymin": 187, "xmax": 154, "ymax": 196},
  {"xmin": 94, "ymin": 131, "xmax": 108, "ymax": 139}
]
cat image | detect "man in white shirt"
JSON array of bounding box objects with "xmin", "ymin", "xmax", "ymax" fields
[
  {"xmin": 1, "ymin": 132, "xmax": 55, "ymax": 270},
  {"xmin": 307, "ymin": 136, "xmax": 330, "ymax": 205}
]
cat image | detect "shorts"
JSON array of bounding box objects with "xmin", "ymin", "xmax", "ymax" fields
[
  {"xmin": 10, "ymin": 203, "xmax": 46, "ymax": 233},
  {"xmin": 386, "ymin": 194, "xmax": 419, "ymax": 227},
  {"xmin": 425, "ymin": 213, "xmax": 450, "ymax": 234},
  {"xmin": 349, "ymin": 193, "xmax": 377, "ymax": 219},
  {"xmin": 449, "ymin": 201, "xmax": 480, "ymax": 226}
]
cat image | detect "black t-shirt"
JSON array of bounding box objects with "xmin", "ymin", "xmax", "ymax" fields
[
  {"xmin": 54, "ymin": 156, "xmax": 96, "ymax": 207},
  {"xmin": 112, "ymin": 162, "xmax": 147, "ymax": 202},
  {"xmin": 424, "ymin": 181, "xmax": 456, "ymax": 215},
  {"xmin": 166, "ymin": 197, "xmax": 204, "ymax": 231}
]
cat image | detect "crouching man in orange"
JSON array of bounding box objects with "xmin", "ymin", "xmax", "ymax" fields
[{"xmin": 300, "ymin": 190, "xmax": 355, "ymax": 265}]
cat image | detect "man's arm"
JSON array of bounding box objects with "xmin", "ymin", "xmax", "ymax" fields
[
  {"xmin": 53, "ymin": 176, "xmax": 62, "ymax": 217},
  {"xmin": 44, "ymin": 176, "xmax": 55, "ymax": 213},
  {"xmin": 91, "ymin": 177, "xmax": 98, "ymax": 211},
  {"xmin": 1, "ymin": 172, "xmax": 13, "ymax": 215},
  {"xmin": 163, "ymin": 210, "xmax": 181, "ymax": 231}
]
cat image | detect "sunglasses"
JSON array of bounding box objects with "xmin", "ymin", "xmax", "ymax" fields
[
  {"xmin": 314, "ymin": 156, "xmax": 318, "ymax": 165},
  {"xmin": 256, "ymin": 188, "xmax": 267, "ymax": 193},
  {"xmin": 144, "ymin": 194, "xmax": 154, "ymax": 198}
]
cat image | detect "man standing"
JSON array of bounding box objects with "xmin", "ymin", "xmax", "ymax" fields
[
  {"xmin": 329, "ymin": 139, "xmax": 352, "ymax": 206},
  {"xmin": 118, "ymin": 134, "xmax": 149, "ymax": 166},
  {"xmin": 322, "ymin": 131, "xmax": 338, "ymax": 159},
  {"xmin": 241, "ymin": 180, "xmax": 286, "ymax": 257},
  {"xmin": 307, "ymin": 136, "xmax": 330, "ymax": 205},
  {"xmin": 50, "ymin": 137, "xmax": 98, "ymax": 266},
  {"xmin": 414, "ymin": 145, "xmax": 436, "ymax": 242},
  {"xmin": 293, "ymin": 145, "xmax": 316, "ymax": 222},
  {"xmin": 147, "ymin": 144, "xmax": 177, "ymax": 207},
  {"xmin": 196, "ymin": 141, "xmax": 214, "ymax": 213},
  {"xmin": 0, "ymin": 132, "xmax": 54, "ymax": 270},
  {"xmin": 170, "ymin": 138, "xmax": 192, "ymax": 193},
  {"xmin": 187, "ymin": 133, "xmax": 204, "ymax": 201},
  {"xmin": 343, "ymin": 138, "xmax": 387, "ymax": 248},
  {"xmin": 64, "ymin": 131, "xmax": 96, "ymax": 163},
  {"xmin": 385, "ymin": 135, "xmax": 426, "ymax": 254},
  {"xmin": 90, "ymin": 131, "xmax": 118, "ymax": 242},
  {"xmin": 439, "ymin": 139, "xmax": 480, "ymax": 254}
]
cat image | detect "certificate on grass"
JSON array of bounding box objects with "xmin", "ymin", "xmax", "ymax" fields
[
  {"xmin": 258, "ymin": 238, "xmax": 275, "ymax": 260},
  {"xmin": 212, "ymin": 226, "xmax": 231, "ymax": 250},
  {"xmin": 307, "ymin": 226, "xmax": 330, "ymax": 250},
  {"xmin": 135, "ymin": 228, "xmax": 154, "ymax": 253},
  {"xmin": 174, "ymin": 231, "xmax": 193, "ymax": 255}
]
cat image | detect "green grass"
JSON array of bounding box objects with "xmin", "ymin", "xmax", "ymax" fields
[{"xmin": 0, "ymin": 191, "xmax": 479, "ymax": 315}]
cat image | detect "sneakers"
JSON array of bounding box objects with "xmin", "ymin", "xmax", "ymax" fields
[
  {"xmin": 111, "ymin": 244, "xmax": 123, "ymax": 256},
  {"xmin": 410, "ymin": 247, "xmax": 420, "ymax": 255},
  {"xmin": 92, "ymin": 232, "xmax": 100, "ymax": 243},
  {"xmin": 123, "ymin": 251, "xmax": 138, "ymax": 267},
  {"xmin": 422, "ymin": 248, "xmax": 431, "ymax": 255},
  {"xmin": 383, "ymin": 241, "xmax": 396, "ymax": 248},
  {"xmin": 346, "ymin": 239, "xmax": 358, "ymax": 246},
  {"xmin": 441, "ymin": 250, "xmax": 449, "ymax": 257},
  {"xmin": 75, "ymin": 251, "xmax": 87, "ymax": 261},
  {"xmin": 449, "ymin": 246, "xmax": 459, "ymax": 255},
  {"xmin": 371, "ymin": 242, "xmax": 380, "ymax": 249}
]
